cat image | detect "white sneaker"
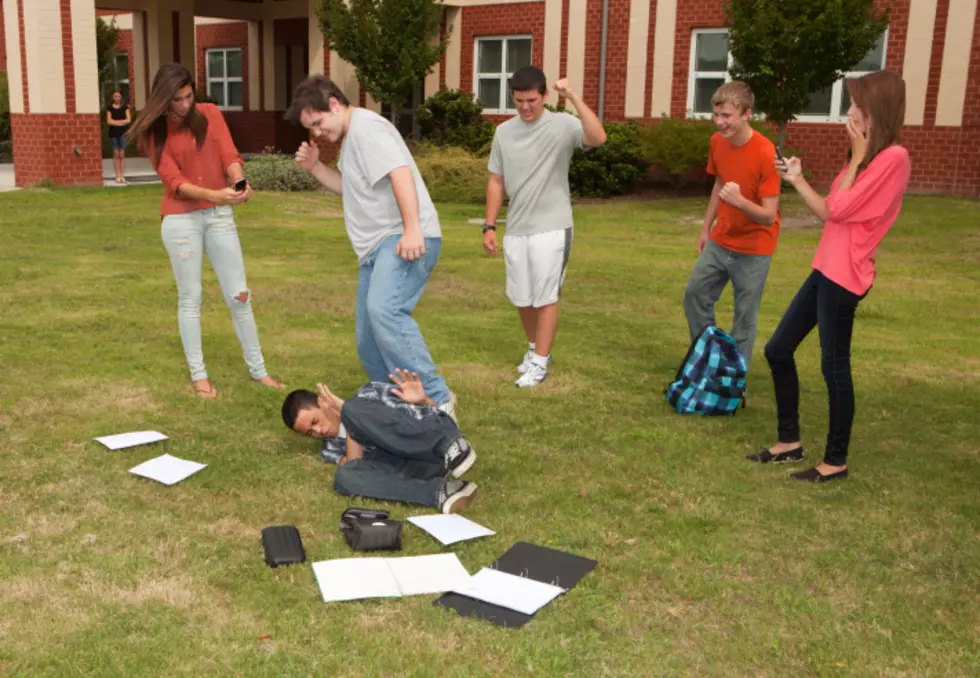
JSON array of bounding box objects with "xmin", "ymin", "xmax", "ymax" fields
[
  {"xmin": 515, "ymin": 362, "xmax": 548, "ymax": 388},
  {"xmin": 517, "ymin": 351, "xmax": 552, "ymax": 374},
  {"xmin": 438, "ymin": 391, "xmax": 458, "ymax": 422}
]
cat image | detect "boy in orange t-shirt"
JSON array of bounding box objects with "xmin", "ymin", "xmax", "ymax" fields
[{"xmin": 683, "ymin": 81, "xmax": 781, "ymax": 379}]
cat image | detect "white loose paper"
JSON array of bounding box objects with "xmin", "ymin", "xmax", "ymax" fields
[
  {"xmin": 407, "ymin": 514, "xmax": 496, "ymax": 546},
  {"xmin": 129, "ymin": 454, "xmax": 207, "ymax": 486},
  {"xmin": 95, "ymin": 430, "xmax": 168, "ymax": 450},
  {"xmin": 312, "ymin": 558, "xmax": 402, "ymax": 603},
  {"xmin": 452, "ymin": 567, "xmax": 566, "ymax": 616},
  {"xmin": 312, "ymin": 554, "xmax": 471, "ymax": 603},
  {"xmin": 385, "ymin": 554, "xmax": 472, "ymax": 596}
]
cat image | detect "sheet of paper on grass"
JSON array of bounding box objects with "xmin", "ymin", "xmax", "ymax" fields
[
  {"xmin": 451, "ymin": 567, "xmax": 566, "ymax": 616},
  {"xmin": 129, "ymin": 454, "xmax": 207, "ymax": 486},
  {"xmin": 95, "ymin": 430, "xmax": 168, "ymax": 450},
  {"xmin": 312, "ymin": 553, "xmax": 470, "ymax": 603},
  {"xmin": 407, "ymin": 514, "xmax": 495, "ymax": 545}
]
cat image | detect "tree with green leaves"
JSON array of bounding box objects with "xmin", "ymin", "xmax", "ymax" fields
[
  {"xmin": 318, "ymin": 0, "xmax": 449, "ymax": 125},
  {"xmin": 96, "ymin": 17, "xmax": 121, "ymax": 104},
  {"xmin": 725, "ymin": 0, "xmax": 889, "ymax": 151}
]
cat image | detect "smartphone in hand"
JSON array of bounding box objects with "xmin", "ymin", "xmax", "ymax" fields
[{"xmin": 233, "ymin": 178, "xmax": 248, "ymax": 192}]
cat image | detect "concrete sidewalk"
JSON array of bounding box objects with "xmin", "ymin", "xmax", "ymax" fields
[{"xmin": 0, "ymin": 158, "xmax": 160, "ymax": 192}]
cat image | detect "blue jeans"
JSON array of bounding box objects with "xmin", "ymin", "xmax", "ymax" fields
[
  {"xmin": 161, "ymin": 206, "xmax": 268, "ymax": 382},
  {"xmin": 333, "ymin": 397, "xmax": 460, "ymax": 507},
  {"xmin": 355, "ymin": 235, "xmax": 450, "ymax": 405}
]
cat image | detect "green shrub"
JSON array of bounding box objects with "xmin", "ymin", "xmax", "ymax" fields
[
  {"xmin": 0, "ymin": 140, "xmax": 12, "ymax": 163},
  {"xmin": 0, "ymin": 71, "xmax": 10, "ymax": 143},
  {"xmin": 416, "ymin": 88, "xmax": 495, "ymax": 155},
  {"xmin": 568, "ymin": 119, "xmax": 649, "ymax": 198},
  {"xmin": 244, "ymin": 154, "xmax": 321, "ymax": 192},
  {"xmin": 412, "ymin": 143, "xmax": 488, "ymax": 204},
  {"xmin": 638, "ymin": 116, "xmax": 800, "ymax": 188}
]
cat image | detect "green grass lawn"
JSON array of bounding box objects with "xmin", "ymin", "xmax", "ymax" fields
[{"xmin": 1, "ymin": 186, "xmax": 978, "ymax": 677}]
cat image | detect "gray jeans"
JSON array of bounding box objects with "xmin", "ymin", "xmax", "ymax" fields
[
  {"xmin": 161, "ymin": 206, "xmax": 268, "ymax": 382},
  {"xmin": 684, "ymin": 240, "xmax": 772, "ymax": 373}
]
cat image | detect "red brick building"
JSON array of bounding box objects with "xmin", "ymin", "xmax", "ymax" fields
[{"xmin": 2, "ymin": 0, "xmax": 979, "ymax": 195}]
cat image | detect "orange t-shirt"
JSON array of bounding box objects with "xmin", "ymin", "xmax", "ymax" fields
[
  {"xmin": 148, "ymin": 103, "xmax": 243, "ymax": 217},
  {"xmin": 707, "ymin": 130, "xmax": 781, "ymax": 256}
]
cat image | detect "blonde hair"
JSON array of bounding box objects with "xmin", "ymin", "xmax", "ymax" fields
[{"xmin": 711, "ymin": 81, "xmax": 754, "ymax": 113}]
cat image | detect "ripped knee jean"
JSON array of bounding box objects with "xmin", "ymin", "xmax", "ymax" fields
[{"xmin": 161, "ymin": 206, "xmax": 268, "ymax": 381}]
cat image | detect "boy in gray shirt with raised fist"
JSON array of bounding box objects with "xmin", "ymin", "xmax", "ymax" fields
[{"xmin": 483, "ymin": 66, "xmax": 607, "ymax": 387}]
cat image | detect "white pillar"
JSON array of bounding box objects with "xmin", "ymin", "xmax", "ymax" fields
[
  {"xmin": 132, "ymin": 10, "xmax": 148, "ymax": 108},
  {"xmin": 248, "ymin": 20, "xmax": 261, "ymax": 110},
  {"xmin": 308, "ymin": 0, "xmax": 324, "ymax": 75}
]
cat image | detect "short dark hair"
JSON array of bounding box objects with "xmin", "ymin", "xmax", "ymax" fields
[
  {"xmin": 281, "ymin": 389, "xmax": 319, "ymax": 429},
  {"xmin": 509, "ymin": 66, "xmax": 547, "ymax": 95},
  {"xmin": 284, "ymin": 75, "xmax": 351, "ymax": 124}
]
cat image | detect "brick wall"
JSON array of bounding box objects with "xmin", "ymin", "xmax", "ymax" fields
[
  {"xmin": 11, "ymin": 113, "xmax": 102, "ymax": 186},
  {"xmin": 196, "ymin": 22, "xmax": 250, "ymax": 110},
  {"xmin": 459, "ymin": 3, "xmax": 546, "ymax": 93}
]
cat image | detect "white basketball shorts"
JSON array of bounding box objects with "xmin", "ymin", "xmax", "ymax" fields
[{"xmin": 502, "ymin": 228, "xmax": 573, "ymax": 308}]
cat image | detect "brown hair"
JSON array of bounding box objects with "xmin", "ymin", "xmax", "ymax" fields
[
  {"xmin": 712, "ymin": 81, "xmax": 754, "ymax": 113},
  {"xmin": 284, "ymin": 75, "xmax": 351, "ymax": 124},
  {"xmin": 126, "ymin": 63, "xmax": 208, "ymax": 165},
  {"xmin": 846, "ymin": 70, "xmax": 906, "ymax": 174}
]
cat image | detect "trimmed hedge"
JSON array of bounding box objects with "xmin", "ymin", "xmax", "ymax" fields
[
  {"xmin": 412, "ymin": 143, "xmax": 488, "ymax": 204},
  {"xmin": 243, "ymin": 154, "xmax": 321, "ymax": 192}
]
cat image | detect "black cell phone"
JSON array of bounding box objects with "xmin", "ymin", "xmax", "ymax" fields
[{"xmin": 233, "ymin": 178, "xmax": 247, "ymax": 192}]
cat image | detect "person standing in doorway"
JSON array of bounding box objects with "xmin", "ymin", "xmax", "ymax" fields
[
  {"xmin": 127, "ymin": 64, "xmax": 282, "ymax": 399},
  {"xmin": 683, "ymin": 81, "xmax": 781, "ymax": 392},
  {"xmin": 106, "ymin": 90, "xmax": 131, "ymax": 184},
  {"xmin": 286, "ymin": 76, "xmax": 456, "ymax": 418},
  {"xmin": 482, "ymin": 66, "xmax": 607, "ymax": 388}
]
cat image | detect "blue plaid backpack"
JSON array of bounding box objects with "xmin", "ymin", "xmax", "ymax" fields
[{"xmin": 665, "ymin": 326, "xmax": 747, "ymax": 415}]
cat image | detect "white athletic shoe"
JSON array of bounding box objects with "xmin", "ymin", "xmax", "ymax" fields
[
  {"xmin": 517, "ymin": 351, "xmax": 552, "ymax": 374},
  {"xmin": 515, "ymin": 362, "xmax": 548, "ymax": 388}
]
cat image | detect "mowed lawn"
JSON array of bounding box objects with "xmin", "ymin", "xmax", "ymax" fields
[{"xmin": 0, "ymin": 185, "xmax": 978, "ymax": 677}]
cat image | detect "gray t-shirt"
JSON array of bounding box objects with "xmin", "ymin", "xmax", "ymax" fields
[
  {"xmin": 488, "ymin": 110, "xmax": 584, "ymax": 236},
  {"xmin": 338, "ymin": 108, "xmax": 441, "ymax": 261}
]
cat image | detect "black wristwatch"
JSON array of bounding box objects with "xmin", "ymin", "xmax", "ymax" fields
[{"xmin": 482, "ymin": 223, "xmax": 496, "ymax": 234}]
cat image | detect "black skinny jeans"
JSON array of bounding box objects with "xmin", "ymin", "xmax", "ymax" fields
[{"xmin": 764, "ymin": 270, "xmax": 866, "ymax": 466}]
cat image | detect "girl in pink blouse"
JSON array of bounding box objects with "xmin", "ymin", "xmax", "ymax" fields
[{"xmin": 747, "ymin": 71, "xmax": 911, "ymax": 482}]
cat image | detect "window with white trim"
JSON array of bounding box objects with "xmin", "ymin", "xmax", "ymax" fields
[
  {"xmin": 687, "ymin": 28, "xmax": 888, "ymax": 121},
  {"xmin": 104, "ymin": 53, "xmax": 130, "ymax": 105},
  {"xmin": 474, "ymin": 36, "xmax": 532, "ymax": 113},
  {"xmin": 206, "ymin": 48, "xmax": 244, "ymax": 110}
]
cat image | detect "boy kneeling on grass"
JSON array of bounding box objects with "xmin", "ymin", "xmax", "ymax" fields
[{"xmin": 281, "ymin": 369, "xmax": 478, "ymax": 513}]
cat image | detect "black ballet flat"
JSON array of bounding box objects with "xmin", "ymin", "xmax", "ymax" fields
[
  {"xmin": 790, "ymin": 467, "xmax": 848, "ymax": 483},
  {"xmin": 746, "ymin": 446, "xmax": 804, "ymax": 464}
]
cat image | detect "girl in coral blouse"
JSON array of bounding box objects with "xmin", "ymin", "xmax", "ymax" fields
[
  {"xmin": 128, "ymin": 64, "xmax": 282, "ymax": 399},
  {"xmin": 748, "ymin": 70, "xmax": 911, "ymax": 482}
]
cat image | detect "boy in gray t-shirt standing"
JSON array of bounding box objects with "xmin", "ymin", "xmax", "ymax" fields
[
  {"xmin": 484, "ymin": 67, "xmax": 607, "ymax": 387},
  {"xmin": 286, "ymin": 76, "xmax": 455, "ymax": 416}
]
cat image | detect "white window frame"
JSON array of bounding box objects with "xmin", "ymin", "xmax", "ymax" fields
[
  {"xmin": 687, "ymin": 28, "xmax": 733, "ymax": 119},
  {"xmin": 473, "ymin": 35, "xmax": 533, "ymax": 114},
  {"xmin": 205, "ymin": 48, "xmax": 244, "ymax": 112},
  {"xmin": 686, "ymin": 28, "xmax": 889, "ymax": 123}
]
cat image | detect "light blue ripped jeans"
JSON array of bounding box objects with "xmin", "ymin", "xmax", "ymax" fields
[{"xmin": 161, "ymin": 206, "xmax": 268, "ymax": 382}]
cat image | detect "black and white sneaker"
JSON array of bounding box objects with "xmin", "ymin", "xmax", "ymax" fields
[
  {"xmin": 444, "ymin": 437, "xmax": 476, "ymax": 478},
  {"xmin": 439, "ymin": 480, "xmax": 478, "ymax": 514}
]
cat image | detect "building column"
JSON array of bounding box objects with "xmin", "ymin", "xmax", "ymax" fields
[
  {"xmin": 5, "ymin": 0, "xmax": 102, "ymax": 187},
  {"xmin": 132, "ymin": 10, "xmax": 149, "ymax": 109}
]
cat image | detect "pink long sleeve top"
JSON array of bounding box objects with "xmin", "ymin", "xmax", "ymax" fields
[{"xmin": 812, "ymin": 145, "xmax": 911, "ymax": 295}]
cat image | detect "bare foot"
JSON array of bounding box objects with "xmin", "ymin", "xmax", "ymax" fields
[
  {"xmin": 192, "ymin": 379, "xmax": 218, "ymax": 399},
  {"xmin": 253, "ymin": 376, "xmax": 285, "ymax": 389},
  {"xmin": 768, "ymin": 441, "xmax": 802, "ymax": 454}
]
